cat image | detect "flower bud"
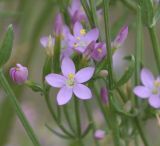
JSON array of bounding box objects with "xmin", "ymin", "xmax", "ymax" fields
[
  {"xmin": 112, "ymin": 25, "xmax": 128, "ymax": 49},
  {"xmin": 94, "ymin": 129, "xmax": 105, "ymax": 140},
  {"xmin": 10, "ymin": 64, "xmax": 28, "ymax": 84},
  {"xmin": 99, "ymin": 70, "xmax": 108, "ymax": 77},
  {"xmin": 54, "ymin": 13, "xmax": 63, "ymax": 36},
  {"xmin": 40, "ymin": 35, "xmax": 55, "ymax": 56},
  {"xmin": 100, "ymin": 87, "xmax": 108, "ymax": 104}
]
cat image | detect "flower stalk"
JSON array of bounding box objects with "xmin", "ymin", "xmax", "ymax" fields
[{"xmin": 0, "ymin": 69, "xmax": 41, "ymax": 146}]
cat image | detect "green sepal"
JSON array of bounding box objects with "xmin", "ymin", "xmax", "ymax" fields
[
  {"xmin": 0, "ymin": 24, "xmax": 13, "ymax": 67},
  {"xmin": 42, "ymin": 56, "xmax": 52, "ymax": 81},
  {"xmin": 25, "ymin": 80, "xmax": 43, "ymax": 93},
  {"xmin": 117, "ymin": 55, "xmax": 135, "ymax": 86}
]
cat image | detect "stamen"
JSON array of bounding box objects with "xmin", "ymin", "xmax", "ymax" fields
[
  {"xmin": 80, "ymin": 29, "xmax": 86, "ymax": 35},
  {"xmin": 97, "ymin": 48, "xmax": 102, "ymax": 53},
  {"xmin": 74, "ymin": 43, "xmax": 79, "ymax": 48},
  {"xmin": 154, "ymin": 81, "xmax": 160, "ymax": 87}
]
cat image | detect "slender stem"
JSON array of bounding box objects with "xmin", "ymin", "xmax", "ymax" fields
[
  {"xmin": 74, "ymin": 98, "xmax": 81, "ymax": 137},
  {"xmin": 120, "ymin": 0, "xmax": 137, "ymax": 12},
  {"xmin": 103, "ymin": 1, "xmax": 121, "ymax": 145},
  {"xmin": 148, "ymin": 26, "xmax": 160, "ymax": 73},
  {"xmin": 83, "ymin": 102, "xmax": 100, "ymax": 146},
  {"xmin": 0, "ymin": 69, "xmax": 41, "ymax": 146},
  {"xmin": 63, "ymin": 105, "xmax": 76, "ymax": 134},
  {"xmin": 44, "ymin": 91, "xmax": 75, "ymax": 138},
  {"xmin": 74, "ymin": 97, "xmax": 84, "ymax": 146},
  {"xmin": 134, "ymin": 118, "xmax": 150, "ymax": 146}
]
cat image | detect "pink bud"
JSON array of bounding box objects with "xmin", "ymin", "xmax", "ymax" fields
[
  {"xmin": 100, "ymin": 87, "xmax": 108, "ymax": 104},
  {"xmin": 94, "ymin": 129, "xmax": 105, "ymax": 140},
  {"xmin": 10, "ymin": 64, "xmax": 28, "ymax": 84},
  {"xmin": 54, "ymin": 13, "xmax": 63, "ymax": 36},
  {"xmin": 112, "ymin": 25, "xmax": 128, "ymax": 48}
]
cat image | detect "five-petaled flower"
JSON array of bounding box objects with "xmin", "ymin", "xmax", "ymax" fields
[
  {"xmin": 45, "ymin": 57, "xmax": 95, "ymax": 105},
  {"xmin": 68, "ymin": 22, "xmax": 99, "ymax": 53},
  {"xmin": 133, "ymin": 68, "xmax": 160, "ymax": 108}
]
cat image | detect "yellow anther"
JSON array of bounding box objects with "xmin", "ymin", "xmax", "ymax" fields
[
  {"xmin": 97, "ymin": 48, "xmax": 102, "ymax": 53},
  {"xmin": 80, "ymin": 29, "xmax": 86, "ymax": 35},
  {"xmin": 68, "ymin": 73, "xmax": 75, "ymax": 80},
  {"xmin": 152, "ymin": 88, "xmax": 158, "ymax": 94},
  {"xmin": 154, "ymin": 81, "xmax": 160, "ymax": 87}
]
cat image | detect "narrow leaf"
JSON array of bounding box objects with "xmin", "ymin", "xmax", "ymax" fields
[{"xmin": 0, "ymin": 24, "xmax": 13, "ymax": 67}]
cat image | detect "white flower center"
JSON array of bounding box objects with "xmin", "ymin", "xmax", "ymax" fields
[
  {"xmin": 152, "ymin": 81, "xmax": 160, "ymax": 94},
  {"xmin": 66, "ymin": 73, "xmax": 75, "ymax": 87}
]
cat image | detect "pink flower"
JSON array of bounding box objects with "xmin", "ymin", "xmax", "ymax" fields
[
  {"xmin": 10, "ymin": 64, "xmax": 28, "ymax": 84},
  {"xmin": 94, "ymin": 129, "xmax": 105, "ymax": 140},
  {"xmin": 68, "ymin": 0, "xmax": 87, "ymax": 24},
  {"xmin": 100, "ymin": 87, "xmax": 108, "ymax": 104},
  {"xmin": 45, "ymin": 57, "xmax": 95, "ymax": 105},
  {"xmin": 68, "ymin": 22, "xmax": 99, "ymax": 53},
  {"xmin": 112, "ymin": 25, "xmax": 128, "ymax": 49},
  {"xmin": 133, "ymin": 68, "xmax": 160, "ymax": 108},
  {"xmin": 54, "ymin": 13, "xmax": 63, "ymax": 36}
]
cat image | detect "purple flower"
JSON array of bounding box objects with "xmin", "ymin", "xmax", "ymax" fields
[
  {"xmin": 68, "ymin": 0, "xmax": 87, "ymax": 24},
  {"xmin": 112, "ymin": 25, "xmax": 128, "ymax": 49},
  {"xmin": 100, "ymin": 87, "xmax": 108, "ymax": 104},
  {"xmin": 91, "ymin": 42, "xmax": 106, "ymax": 62},
  {"xmin": 40, "ymin": 35, "xmax": 55, "ymax": 56},
  {"xmin": 68, "ymin": 22, "xmax": 99, "ymax": 53},
  {"xmin": 54, "ymin": 13, "xmax": 63, "ymax": 36},
  {"xmin": 133, "ymin": 68, "xmax": 160, "ymax": 108},
  {"xmin": 45, "ymin": 57, "xmax": 95, "ymax": 105},
  {"xmin": 10, "ymin": 64, "xmax": 28, "ymax": 84},
  {"xmin": 94, "ymin": 129, "xmax": 105, "ymax": 140}
]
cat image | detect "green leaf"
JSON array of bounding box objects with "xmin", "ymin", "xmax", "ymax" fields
[
  {"xmin": 25, "ymin": 80, "xmax": 43, "ymax": 93},
  {"xmin": 0, "ymin": 24, "xmax": 13, "ymax": 67},
  {"xmin": 117, "ymin": 55, "xmax": 135, "ymax": 86}
]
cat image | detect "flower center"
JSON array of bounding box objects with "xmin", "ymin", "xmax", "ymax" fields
[
  {"xmin": 80, "ymin": 29, "xmax": 86, "ymax": 35},
  {"xmin": 97, "ymin": 48, "xmax": 102, "ymax": 53},
  {"xmin": 152, "ymin": 81, "xmax": 160, "ymax": 94},
  {"xmin": 66, "ymin": 73, "xmax": 75, "ymax": 87},
  {"xmin": 154, "ymin": 81, "xmax": 160, "ymax": 87}
]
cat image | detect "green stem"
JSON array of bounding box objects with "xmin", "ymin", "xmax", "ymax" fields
[
  {"xmin": 74, "ymin": 98, "xmax": 81, "ymax": 137},
  {"xmin": 0, "ymin": 69, "xmax": 41, "ymax": 146},
  {"xmin": 148, "ymin": 26, "xmax": 160, "ymax": 73},
  {"xmin": 120, "ymin": 0, "xmax": 137, "ymax": 12},
  {"xmin": 134, "ymin": 118, "xmax": 150, "ymax": 146},
  {"xmin": 63, "ymin": 105, "xmax": 76, "ymax": 134},
  {"xmin": 44, "ymin": 91, "xmax": 75, "ymax": 138},
  {"xmin": 83, "ymin": 102, "xmax": 99, "ymax": 146},
  {"xmin": 103, "ymin": 1, "xmax": 120, "ymax": 145}
]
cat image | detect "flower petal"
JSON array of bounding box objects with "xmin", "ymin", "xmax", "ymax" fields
[
  {"xmin": 75, "ymin": 67, "xmax": 95, "ymax": 83},
  {"xmin": 40, "ymin": 37, "xmax": 48, "ymax": 48},
  {"xmin": 45, "ymin": 73, "xmax": 65, "ymax": 88},
  {"xmin": 61, "ymin": 57, "xmax": 76, "ymax": 76},
  {"xmin": 141, "ymin": 68, "xmax": 154, "ymax": 87},
  {"xmin": 73, "ymin": 22, "xmax": 83, "ymax": 37},
  {"xmin": 57, "ymin": 86, "xmax": 73, "ymax": 105},
  {"xmin": 85, "ymin": 28, "xmax": 99, "ymax": 42},
  {"xmin": 133, "ymin": 86, "xmax": 151, "ymax": 99},
  {"xmin": 73, "ymin": 84, "xmax": 92, "ymax": 99},
  {"xmin": 148, "ymin": 95, "xmax": 160, "ymax": 108}
]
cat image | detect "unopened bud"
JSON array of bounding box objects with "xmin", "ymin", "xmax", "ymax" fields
[
  {"xmin": 99, "ymin": 70, "xmax": 108, "ymax": 77},
  {"xmin": 10, "ymin": 64, "xmax": 28, "ymax": 84},
  {"xmin": 40, "ymin": 35, "xmax": 55, "ymax": 56},
  {"xmin": 100, "ymin": 87, "xmax": 108, "ymax": 104},
  {"xmin": 54, "ymin": 13, "xmax": 63, "ymax": 36},
  {"xmin": 94, "ymin": 129, "xmax": 105, "ymax": 140}
]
